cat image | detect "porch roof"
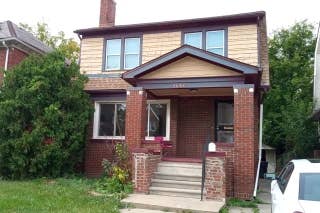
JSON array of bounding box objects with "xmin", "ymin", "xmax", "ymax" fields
[{"xmin": 122, "ymin": 45, "xmax": 261, "ymax": 90}]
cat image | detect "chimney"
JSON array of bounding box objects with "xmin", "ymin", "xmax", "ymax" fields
[{"xmin": 99, "ymin": 0, "xmax": 116, "ymax": 27}]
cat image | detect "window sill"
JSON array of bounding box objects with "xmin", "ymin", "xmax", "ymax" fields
[
  {"xmin": 145, "ymin": 137, "xmax": 170, "ymax": 142},
  {"xmin": 93, "ymin": 136, "xmax": 125, "ymax": 140},
  {"xmin": 215, "ymin": 142, "xmax": 235, "ymax": 147}
]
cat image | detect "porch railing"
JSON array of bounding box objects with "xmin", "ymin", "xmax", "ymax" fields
[{"xmin": 200, "ymin": 130, "xmax": 211, "ymax": 201}]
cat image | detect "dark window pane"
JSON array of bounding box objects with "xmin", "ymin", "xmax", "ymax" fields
[
  {"xmin": 217, "ymin": 102, "xmax": 234, "ymax": 142},
  {"xmin": 217, "ymin": 131, "xmax": 234, "ymax": 143},
  {"xmin": 217, "ymin": 102, "xmax": 234, "ymax": 125},
  {"xmin": 115, "ymin": 104, "xmax": 126, "ymax": 136},
  {"xmin": 99, "ymin": 104, "xmax": 115, "ymax": 136},
  {"xmin": 299, "ymin": 173, "xmax": 320, "ymax": 201},
  {"xmin": 148, "ymin": 104, "xmax": 167, "ymax": 137}
]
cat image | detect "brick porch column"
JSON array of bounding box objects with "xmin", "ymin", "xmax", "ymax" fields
[
  {"xmin": 125, "ymin": 87, "xmax": 147, "ymax": 152},
  {"xmin": 205, "ymin": 152, "xmax": 226, "ymax": 201},
  {"xmin": 233, "ymin": 84, "xmax": 256, "ymax": 200}
]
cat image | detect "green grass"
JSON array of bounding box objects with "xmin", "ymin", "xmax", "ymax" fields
[
  {"xmin": 219, "ymin": 198, "xmax": 262, "ymax": 213},
  {"xmin": 0, "ymin": 178, "xmax": 120, "ymax": 213}
]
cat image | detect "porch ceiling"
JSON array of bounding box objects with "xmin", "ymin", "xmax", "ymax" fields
[{"xmin": 149, "ymin": 87, "xmax": 234, "ymax": 97}]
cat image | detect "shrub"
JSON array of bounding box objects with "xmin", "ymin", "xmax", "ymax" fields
[
  {"xmin": 0, "ymin": 51, "xmax": 93, "ymax": 179},
  {"xmin": 97, "ymin": 143, "xmax": 132, "ymax": 195}
]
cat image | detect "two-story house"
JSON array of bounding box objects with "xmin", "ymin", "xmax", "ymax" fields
[{"xmin": 75, "ymin": 0, "xmax": 269, "ymax": 200}]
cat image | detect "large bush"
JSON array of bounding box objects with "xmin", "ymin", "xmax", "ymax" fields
[
  {"xmin": 264, "ymin": 21, "xmax": 318, "ymax": 165},
  {"xmin": 0, "ymin": 51, "xmax": 92, "ymax": 179}
]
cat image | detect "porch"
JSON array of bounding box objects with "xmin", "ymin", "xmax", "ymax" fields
[{"xmin": 122, "ymin": 45, "xmax": 260, "ymax": 200}]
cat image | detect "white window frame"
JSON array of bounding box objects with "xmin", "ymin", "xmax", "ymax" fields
[
  {"xmin": 105, "ymin": 39, "xmax": 122, "ymax": 71},
  {"xmin": 93, "ymin": 101, "xmax": 126, "ymax": 140},
  {"xmin": 206, "ymin": 30, "xmax": 225, "ymax": 56},
  {"xmin": 124, "ymin": 38, "xmax": 141, "ymax": 70},
  {"xmin": 145, "ymin": 99, "xmax": 171, "ymax": 141},
  {"xmin": 184, "ymin": 32, "xmax": 203, "ymax": 49}
]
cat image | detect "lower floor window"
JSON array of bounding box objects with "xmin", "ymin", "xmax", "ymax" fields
[
  {"xmin": 94, "ymin": 102, "xmax": 126, "ymax": 138},
  {"xmin": 146, "ymin": 100, "xmax": 170, "ymax": 140},
  {"xmin": 216, "ymin": 101, "xmax": 234, "ymax": 142}
]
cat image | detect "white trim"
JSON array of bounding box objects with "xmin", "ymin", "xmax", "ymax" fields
[
  {"xmin": 93, "ymin": 101, "xmax": 126, "ymax": 139},
  {"xmin": 105, "ymin": 39, "xmax": 121, "ymax": 71},
  {"xmin": 124, "ymin": 37, "xmax": 141, "ymax": 70},
  {"xmin": 145, "ymin": 99, "xmax": 171, "ymax": 141}
]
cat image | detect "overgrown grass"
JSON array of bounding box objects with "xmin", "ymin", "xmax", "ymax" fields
[
  {"xmin": 0, "ymin": 178, "xmax": 121, "ymax": 213},
  {"xmin": 219, "ymin": 198, "xmax": 263, "ymax": 213}
]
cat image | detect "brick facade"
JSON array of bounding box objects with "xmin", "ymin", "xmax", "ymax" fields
[
  {"xmin": 0, "ymin": 47, "xmax": 28, "ymax": 84},
  {"xmin": 233, "ymin": 85, "xmax": 257, "ymax": 199},
  {"xmin": 84, "ymin": 91, "xmax": 259, "ymax": 200},
  {"xmin": 205, "ymin": 152, "xmax": 226, "ymax": 201},
  {"xmin": 177, "ymin": 98, "xmax": 214, "ymax": 158},
  {"xmin": 125, "ymin": 88, "xmax": 147, "ymax": 152},
  {"xmin": 133, "ymin": 149, "xmax": 161, "ymax": 193}
]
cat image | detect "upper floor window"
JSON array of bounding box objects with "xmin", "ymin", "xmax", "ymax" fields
[
  {"xmin": 184, "ymin": 32, "xmax": 202, "ymax": 49},
  {"xmin": 184, "ymin": 30, "xmax": 225, "ymax": 56},
  {"xmin": 206, "ymin": 30, "xmax": 224, "ymax": 55},
  {"xmin": 105, "ymin": 37, "xmax": 141, "ymax": 71}
]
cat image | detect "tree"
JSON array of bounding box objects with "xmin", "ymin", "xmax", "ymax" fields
[
  {"xmin": 20, "ymin": 22, "xmax": 80, "ymax": 61},
  {"xmin": 0, "ymin": 51, "xmax": 92, "ymax": 179},
  {"xmin": 264, "ymin": 21, "xmax": 318, "ymax": 165}
]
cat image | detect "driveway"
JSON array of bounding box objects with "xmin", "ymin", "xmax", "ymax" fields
[{"xmin": 229, "ymin": 179, "xmax": 272, "ymax": 213}]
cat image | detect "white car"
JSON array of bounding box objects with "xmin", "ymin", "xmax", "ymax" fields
[{"xmin": 271, "ymin": 159, "xmax": 320, "ymax": 213}]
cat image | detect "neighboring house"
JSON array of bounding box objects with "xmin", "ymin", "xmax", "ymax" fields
[
  {"xmin": 0, "ymin": 20, "xmax": 51, "ymax": 82},
  {"xmin": 312, "ymin": 25, "xmax": 320, "ymax": 158},
  {"xmin": 313, "ymin": 28, "xmax": 320, "ymax": 121},
  {"xmin": 75, "ymin": 0, "xmax": 269, "ymax": 200}
]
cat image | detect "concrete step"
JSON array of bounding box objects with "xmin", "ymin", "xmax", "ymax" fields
[
  {"xmin": 122, "ymin": 194, "xmax": 224, "ymax": 213},
  {"xmin": 151, "ymin": 178, "xmax": 201, "ymax": 190},
  {"xmin": 157, "ymin": 162, "xmax": 202, "ymax": 176},
  {"xmin": 149, "ymin": 186, "xmax": 201, "ymax": 199},
  {"xmin": 153, "ymin": 172, "xmax": 202, "ymax": 182}
]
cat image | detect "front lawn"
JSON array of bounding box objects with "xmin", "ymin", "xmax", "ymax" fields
[{"xmin": 0, "ymin": 178, "xmax": 120, "ymax": 213}]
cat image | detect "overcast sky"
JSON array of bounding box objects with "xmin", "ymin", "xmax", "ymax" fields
[{"xmin": 1, "ymin": 0, "xmax": 319, "ymax": 40}]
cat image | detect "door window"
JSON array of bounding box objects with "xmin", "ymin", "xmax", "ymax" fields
[{"xmin": 216, "ymin": 101, "xmax": 234, "ymax": 142}]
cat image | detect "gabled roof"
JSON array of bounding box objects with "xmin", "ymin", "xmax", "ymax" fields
[
  {"xmin": 122, "ymin": 45, "xmax": 260, "ymax": 81},
  {"xmin": 0, "ymin": 20, "xmax": 52, "ymax": 54}
]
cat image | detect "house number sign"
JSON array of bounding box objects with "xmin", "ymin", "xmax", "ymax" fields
[{"xmin": 172, "ymin": 83, "xmax": 186, "ymax": 88}]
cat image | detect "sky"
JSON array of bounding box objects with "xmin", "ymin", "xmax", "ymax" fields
[{"xmin": 1, "ymin": 0, "xmax": 319, "ymax": 41}]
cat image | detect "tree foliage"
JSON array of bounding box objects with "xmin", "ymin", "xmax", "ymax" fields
[
  {"xmin": 264, "ymin": 21, "xmax": 318, "ymax": 163},
  {"xmin": 20, "ymin": 22, "xmax": 80, "ymax": 61},
  {"xmin": 0, "ymin": 51, "xmax": 92, "ymax": 179}
]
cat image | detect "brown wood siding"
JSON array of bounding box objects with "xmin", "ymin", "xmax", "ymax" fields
[
  {"xmin": 140, "ymin": 56, "xmax": 241, "ymax": 79},
  {"xmin": 142, "ymin": 31, "xmax": 181, "ymax": 63},
  {"xmin": 228, "ymin": 24, "xmax": 258, "ymax": 66},
  {"xmin": 80, "ymin": 38, "xmax": 104, "ymax": 74}
]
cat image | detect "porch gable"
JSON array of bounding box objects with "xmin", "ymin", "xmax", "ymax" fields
[{"xmin": 140, "ymin": 56, "xmax": 242, "ymax": 79}]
